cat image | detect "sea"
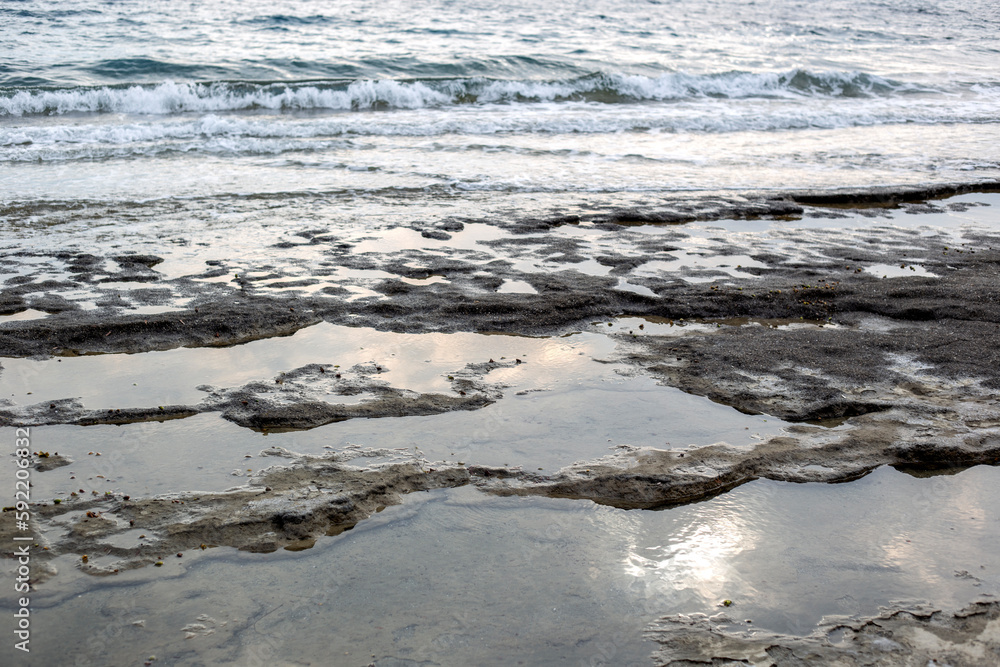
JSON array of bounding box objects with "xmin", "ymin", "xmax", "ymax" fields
[{"xmin": 2, "ymin": 0, "xmax": 999, "ymax": 214}]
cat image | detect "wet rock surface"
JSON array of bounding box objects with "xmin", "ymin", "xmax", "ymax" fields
[
  {"xmin": 8, "ymin": 189, "xmax": 996, "ymax": 444},
  {"xmin": 5, "ymin": 403, "xmax": 997, "ymax": 577},
  {"xmin": 0, "ymin": 360, "xmax": 504, "ymax": 431},
  {"xmin": 0, "ymin": 296, "xmax": 321, "ymax": 356},
  {"xmin": 3, "ymin": 186, "xmax": 1000, "ymax": 666},
  {"xmin": 489, "ymin": 403, "xmax": 1000, "ymax": 507},
  {"xmin": 647, "ymin": 599, "xmax": 1000, "ymax": 667},
  {"xmin": 1, "ymin": 448, "xmax": 473, "ymax": 578},
  {"xmin": 613, "ymin": 315, "xmax": 1000, "ymax": 422},
  {"xmin": 2, "ymin": 186, "xmax": 998, "ymax": 349},
  {"xmin": 3, "ymin": 186, "xmax": 999, "ymax": 530}
]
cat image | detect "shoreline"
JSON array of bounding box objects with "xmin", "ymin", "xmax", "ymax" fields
[
  {"xmin": 1, "ymin": 185, "xmax": 997, "ymax": 535},
  {"xmin": 2, "ymin": 184, "xmax": 999, "ymax": 665}
]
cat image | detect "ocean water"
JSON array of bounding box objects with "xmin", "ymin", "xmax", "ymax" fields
[{"xmin": 2, "ymin": 0, "xmax": 999, "ymax": 208}]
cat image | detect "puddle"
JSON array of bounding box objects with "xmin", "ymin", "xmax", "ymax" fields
[
  {"xmin": 864, "ymin": 263, "xmax": 937, "ymax": 278},
  {"xmin": 601, "ymin": 315, "xmax": 840, "ymax": 338},
  {"xmin": 496, "ymin": 279, "xmax": 538, "ymax": 294},
  {"xmin": 614, "ymin": 278, "xmax": 658, "ymax": 297},
  {"xmin": 13, "ymin": 414, "xmax": 296, "ymax": 498},
  {"xmin": 0, "ymin": 308, "xmax": 48, "ymax": 323},
  {"xmin": 11, "ymin": 465, "xmax": 1000, "ymax": 666},
  {"xmin": 289, "ymin": 374, "xmax": 784, "ymax": 470},
  {"xmin": 95, "ymin": 281, "xmax": 162, "ymax": 290},
  {"xmin": 350, "ymin": 227, "xmax": 449, "ymax": 254},
  {"xmin": 341, "ymin": 284, "xmax": 387, "ymax": 300},
  {"xmin": 1, "ymin": 323, "xmax": 790, "ymax": 489},
  {"xmin": 634, "ymin": 254, "xmax": 768, "ymax": 282},
  {"xmin": 3, "ymin": 322, "xmax": 806, "ymax": 432},
  {"xmin": 256, "ymin": 279, "xmax": 329, "ymax": 294},
  {"xmin": 351, "ymin": 224, "xmax": 509, "ymax": 255},
  {"xmin": 0, "ymin": 322, "xmax": 628, "ymax": 409},
  {"xmin": 193, "ymin": 273, "xmax": 237, "ymax": 284},
  {"xmin": 101, "ymin": 528, "xmax": 155, "ymax": 550},
  {"xmin": 399, "ymin": 275, "xmax": 449, "ymax": 286},
  {"xmin": 553, "ymin": 257, "xmax": 615, "ymax": 276}
]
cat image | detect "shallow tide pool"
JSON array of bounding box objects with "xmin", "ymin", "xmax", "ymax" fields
[{"xmin": 6, "ymin": 464, "xmax": 998, "ymax": 666}]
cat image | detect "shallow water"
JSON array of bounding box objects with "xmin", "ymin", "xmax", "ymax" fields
[
  {"xmin": 2, "ymin": 322, "xmax": 788, "ymax": 500},
  {"xmin": 7, "ymin": 465, "xmax": 999, "ymax": 666}
]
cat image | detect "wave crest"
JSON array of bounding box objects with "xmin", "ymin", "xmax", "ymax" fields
[{"xmin": 0, "ymin": 70, "xmax": 938, "ymax": 117}]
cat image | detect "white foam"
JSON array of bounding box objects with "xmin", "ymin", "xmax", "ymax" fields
[
  {"xmin": 0, "ymin": 79, "xmax": 452, "ymax": 117},
  {"xmin": 4, "ymin": 92, "xmax": 999, "ymax": 164},
  {"xmin": 0, "ymin": 69, "xmax": 950, "ymax": 118}
]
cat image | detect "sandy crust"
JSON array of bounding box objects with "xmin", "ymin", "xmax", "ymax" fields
[
  {"xmin": 2, "ymin": 448, "xmax": 472, "ymax": 578},
  {"xmin": 646, "ymin": 599, "xmax": 1000, "ymax": 666}
]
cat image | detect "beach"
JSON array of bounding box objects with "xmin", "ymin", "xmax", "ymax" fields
[{"xmin": 3, "ymin": 1, "xmax": 1000, "ymax": 665}]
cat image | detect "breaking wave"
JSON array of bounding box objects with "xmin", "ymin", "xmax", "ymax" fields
[{"xmin": 0, "ymin": 70, "xmax": 943, "ymax": 117}]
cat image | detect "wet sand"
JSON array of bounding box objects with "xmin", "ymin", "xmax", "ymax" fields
[{"xmin": 2, "ymin": 185, "xmax": 1000, "ymax": 664}]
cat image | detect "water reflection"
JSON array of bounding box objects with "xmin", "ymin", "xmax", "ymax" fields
[
  {"xmin": 0, "ymin": 322, "xmax": 618, "ymax": 408},
  {"xmin": 14, "ymin": 466, "xmax": 1000, "ymax": 666},
  {"xmin": 618, "ymin": 494, "xmax": 760, "ymax": 608}
]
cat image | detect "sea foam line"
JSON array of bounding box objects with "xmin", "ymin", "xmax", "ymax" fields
[
  {"xmin": 0, "ymin": 70, "xmax": 945, "ymax": 117},
  {"xmin": 3, "ymin": 95, "xmax": 999, "ymax": 158}
]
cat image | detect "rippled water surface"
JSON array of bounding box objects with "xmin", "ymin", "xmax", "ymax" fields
[
  {"xmin": 16, "ymin": 466, "xmax": 1000, "ymax": 666},
  {"xmin": 2, "ymin": 0, "xmax": 999, "ymax": 205}
]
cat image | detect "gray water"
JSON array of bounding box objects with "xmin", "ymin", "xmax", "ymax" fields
[{"xmin": 15, "ymin": 465, "xmax": 1000, "ymax": 666}]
